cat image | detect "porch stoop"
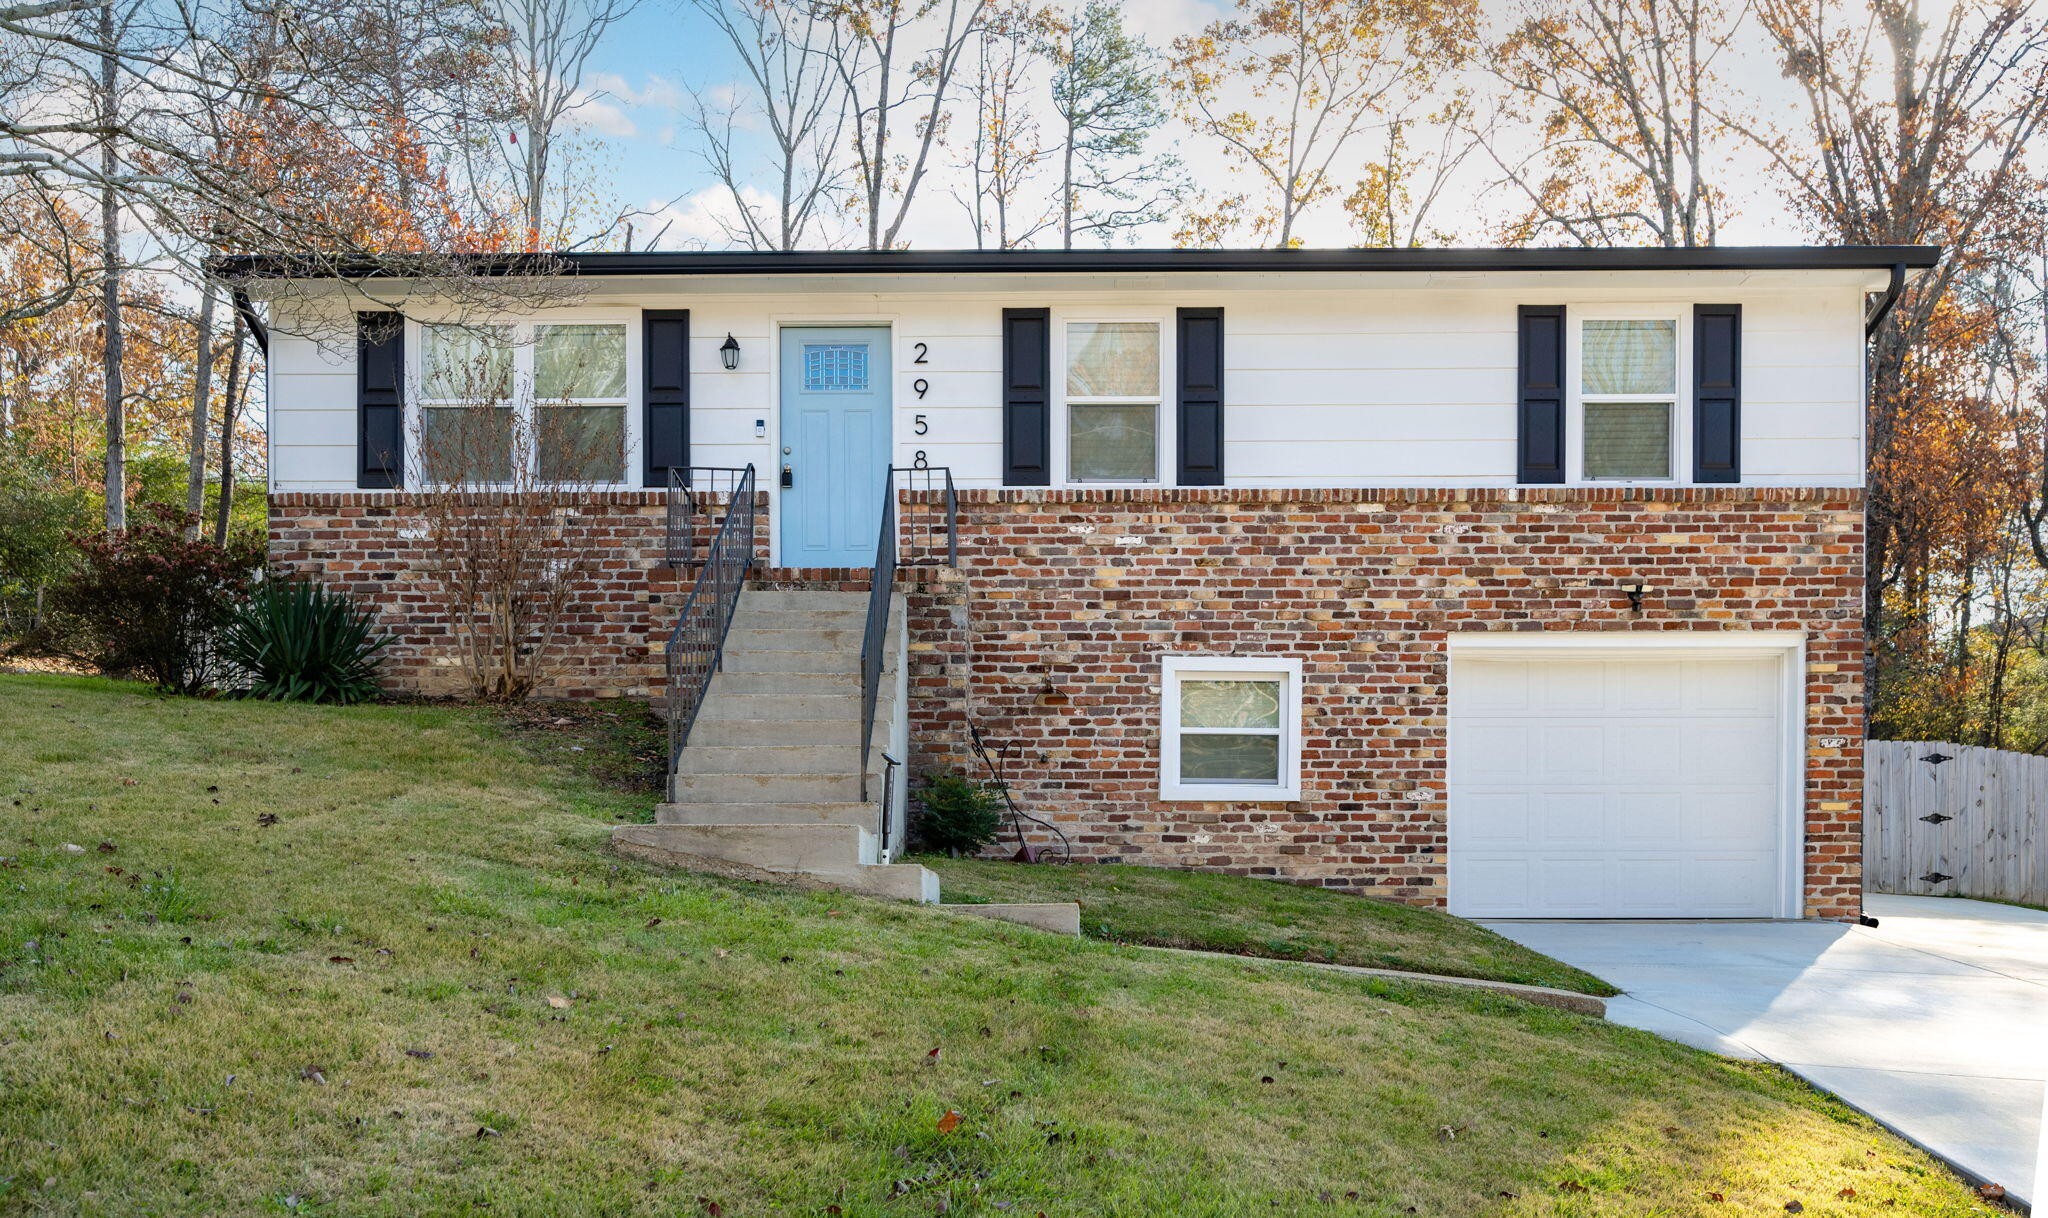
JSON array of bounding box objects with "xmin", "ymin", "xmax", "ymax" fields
[{"xmin": 611, "ymin": 585, "xmax": 936, "ymax": 903}]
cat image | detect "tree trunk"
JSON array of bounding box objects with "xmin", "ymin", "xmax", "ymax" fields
[
  {"xmin": 213, "ymin": 318, "xmax": 246, "ymax": 546},
  {"xmin": 99, "ymin": 0, "xmax": 125, "ymax": 532},
  {"xmin": 185, "ymin": 285, "xmax": 216, "ymax": 533}
]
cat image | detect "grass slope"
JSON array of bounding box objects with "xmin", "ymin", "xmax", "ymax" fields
[
  {"xmin": 0, "ymin": 675, "xmax": 1994, "ymax": 1216},
  {"xmin": 923, "ymin": 856, "xmax": 1616, "ymax": 996}
]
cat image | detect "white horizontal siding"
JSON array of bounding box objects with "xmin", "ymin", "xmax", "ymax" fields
[{"xmin": 261, "ymin": 280, "xmax": 1867, "ymax": 492}]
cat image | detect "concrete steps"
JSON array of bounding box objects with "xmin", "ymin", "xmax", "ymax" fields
[{"xmin": 614, "ymin": 586, "xmax": 932, "ymax": 903}]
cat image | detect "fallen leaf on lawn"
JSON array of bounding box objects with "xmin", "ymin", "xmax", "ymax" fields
[
  {"xmin": 926, "ymin": 1047, "xmax": 942, "ymax": 1063},
  {"xmin": 475, "ymin": 1126, "xmax": 499, "ymax": 1139},
  {"xmin": 1259, "ymin": 1075, "xmax": 1274, "ymax": 1084},
  {"xmin": 1496, "ymin": 1193, "xmax": 1517, "ymax": 1201},
  {"xmin": 1705, "ymin": 1192, "xmax": 1724, "ymax": 1202},
  {"xmin": 547, "ymin": 995, "xmax": 572, "ymax": 1009},
  {"xmin": 257, "ymin": 814, "xmax": 278, "ymax": 827},
  {"xmin": 714, "ymin": 948, "xmax": 730, "ymax": 959},
  {"xmin": 1557, "ymin": 1181, "xmax": 1587, "ymax": 1194},
  {"xmin": 405, "ymin": 1048, "xmax": 433, "ymax": 1060},
  {"xmin": 1784, "ymin": 1202, "xmax": 1803, "ymax": 1213},
  {"xmin": 1436, "ymin": 1124, "xmax": 1467, "ymax": 1142},
  {"xmin": 300, "ymin": 1067, "xmax": 327, "ymax": 1085},
  {"xmin": 1837, "ymin": 1188, "xmax": 1856, "ymax": 1199},
  {"xmin": 96, "ymin": 840, "xmax": 116, "ymax": 853},
  {"xmin": 61, "ymin": 843, "xmax": 86, "ymax": 854},
  {"xmin": 644, "ymin": 918, "xmax": 662, "ymax": 929},
  {"xmin": 697, "ymin": 1196, "xmax": 722, "ymax": 1216},
  {"xmin": 119, "ymin": 777, "xmax": 137, "ymax": 786},
  {"xmin": 328, "ymin": 956, "xmax": 354, "ymax": 964},
  {"xmin": 936, "ymin": 1110, "xmax": 962, "ymax": 1133},
  {"xmin": 1979, "ymin": 1184, "xmax": 2007, "ymax": 1200}
]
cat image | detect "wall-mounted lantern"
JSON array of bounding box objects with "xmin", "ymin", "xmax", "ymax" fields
[{"xmin": 719, "ymin": 333, "xmax": 741, "ymax": 370}]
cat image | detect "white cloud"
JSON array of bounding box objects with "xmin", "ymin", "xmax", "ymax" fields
[{"xmin": 565, "ymin": 89, "xmax": 638, "ymax": 137}]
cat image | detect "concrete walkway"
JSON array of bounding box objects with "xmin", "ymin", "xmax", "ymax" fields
[{"xmin": 1484, "ymin": 895, "xmax": 2047, "ymax": 1210}]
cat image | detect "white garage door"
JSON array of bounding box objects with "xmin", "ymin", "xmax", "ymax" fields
[{"xmin": 1448, "ymin": 651, "xmax": 1790, "ymax": 918}]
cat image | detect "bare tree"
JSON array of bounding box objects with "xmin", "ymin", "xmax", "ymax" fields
[
  {"xmin": 686, "ymin": 0, "xmax": 853, "ymax": 250},
  {"xmin": 1482, "ymin": 0, "xmax": 1740, "ymax": 248},
  {"xmin": 1046, "ymin": 0, "xmax": 1179, "ymax": 248},
  {"xmin": 824, "ymin": 0, "xmax": 991, "ymax": 250},
  {"xmin": 407, "ymin": 334, "xmax": 623, "ymax": 699},
  {"xmin": 1739, "ymin": 0, "xmax": 2048, "ymax": 721},
  {"xmin": 183, "ymin": 283, "xmax": 215, "ymax": 530},
  {"xmin": 1166, "ymin": 0, "xmax": 1479, "ymax": 248},
  {"xmin": 485, "ymin": 0, "xmax": 638, "ymax": 248},
  {"xmin": 96, "ymin": 0, "xmax": 124, "ymax": 531},
  {"xmin": 953, "ymin": 3, "xmax": 1058, "ymax": 249}
]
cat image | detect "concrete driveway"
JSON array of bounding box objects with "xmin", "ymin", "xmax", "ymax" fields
[{"xmin": 1485, "ymin": 895, "xmax": 2047, "ymax": 1209}]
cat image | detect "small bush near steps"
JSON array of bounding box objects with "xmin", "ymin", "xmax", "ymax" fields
[
  {"xmin": 220, "ymin": 577, "xmax": 390, "ymax": 704},
  {"xmin": 912, "ymin": 770, "xmax": 1004, "ymax": 855}
]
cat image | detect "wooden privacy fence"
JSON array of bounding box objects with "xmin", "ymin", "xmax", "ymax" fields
[{"xmin": 1865, "ymin": 740, "xmax": 2048, "ymax": 906}]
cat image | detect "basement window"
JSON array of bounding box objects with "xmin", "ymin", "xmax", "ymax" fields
[{"xmin": 1160, "ymin": 656, "xmax": 1303, "ymax": 802}]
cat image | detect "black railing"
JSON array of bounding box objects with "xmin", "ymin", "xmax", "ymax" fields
[
  {"xmin": 666, "ymin": 464, "xmax": 757, "ymax": 775},
  {"xmin": 858, "ymin": 471, "xmax": 899, "ymax": 804},
  {"xmin": 892, "ymin": 463, "xmax": 959, "ymax": 567},
  {"xmin": 666, "ymin": 465, "xmax": 754, "ymax": 569}
]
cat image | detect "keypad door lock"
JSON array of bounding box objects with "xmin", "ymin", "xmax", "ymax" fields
[{"xmin": 780, "ymin": 464, "xmax": 794, "ymax": 489}]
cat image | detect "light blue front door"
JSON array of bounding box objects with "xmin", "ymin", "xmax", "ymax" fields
[{"xmin": 779, "ymin": 327, "xmax": 893, "ymax": 567}]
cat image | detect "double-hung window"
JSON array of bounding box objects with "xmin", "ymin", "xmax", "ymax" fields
[
  {"xmin": 1577, "ymin": 317, "xmax": 1679, "ymax": 481},
  {"xmin": 1160, "ymin": 657, "xmax": 1303, "ymax": 802},
  {"xmin": 1065, "ymin": 320, "xmax": 1162, "ymax": 483},
  {"xmin": 416, "ymin": 319, "xmax": 631, "ymax": 486}
]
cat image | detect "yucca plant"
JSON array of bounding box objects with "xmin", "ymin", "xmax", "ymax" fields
[{"xmin": 221, "ymin": 578, "xmax": 389, "ymax": 704}]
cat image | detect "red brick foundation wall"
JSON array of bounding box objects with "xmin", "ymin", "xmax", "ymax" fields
[
  {"xmin": 267, "ymin": 491, "xmax": 771, "ymax": 699},
  {"xmin": 270, "ymin": 484, "xmax": 1865, "ymax": 918},
  {"xmin": 901, "ymin": 487, "xmax": 1865, "ymax": 919}
]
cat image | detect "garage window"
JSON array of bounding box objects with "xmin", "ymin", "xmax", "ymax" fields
[{"xmin": 1160, "ymin": 656, "xmax": 1302, "ymax": 801}]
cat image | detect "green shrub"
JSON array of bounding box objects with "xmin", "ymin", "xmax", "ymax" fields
[
  {"xmin": 44, "ymin": 503, "xmax": 260, "ymax": 693},
  {"xmin": 914, "ymin": 770, "xmax": 1005, "ymax": 856},
  {"xmin": 221, "ymin": 578, "xmax": 389, "ymax": 704},
  {"xmin": 0, "ymin": 443, "xmax": 93, "ymax": 644}
]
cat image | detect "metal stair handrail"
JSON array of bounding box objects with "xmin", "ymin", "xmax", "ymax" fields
[{"xmin": 666, "ymin": 464, "xmax": 757, "ymax": 771}]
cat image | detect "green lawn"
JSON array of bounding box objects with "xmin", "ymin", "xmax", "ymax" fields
[
  {"xmin": 923, "ymin": 856, "xmax": 1617, "ymax": 996},
  {"xmin": 0, "ymin": 675, "xmax": 1996, "ymax": 1216}
]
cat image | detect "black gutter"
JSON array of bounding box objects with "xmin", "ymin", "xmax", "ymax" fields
[
  {"xmin": 1863, "ymin": 261, "xmax": 1908, "ymax": 337},
  {"xmin": 211, "ymin": 244, "xmax": 1942, "ymax": 281},
  {"xmin": 230, "ymin": 287, "xmax": 269, "ymax": 357}
]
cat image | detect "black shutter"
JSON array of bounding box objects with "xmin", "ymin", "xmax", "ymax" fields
[
  {"xmin": 1693, "ymin": 304, "xmax": 1741, "ymax": 483},
  {"xmin": 357, "ymin": 312, "xmax": 404, "ymax": 489},
  {"xmin": 1177, "ymin": 307, "xmax": 1225, "ymax": 486},
  {"xmin": 1517, "ymin": 305, "xmax": 1566, "ymax": 484},
  {"xmin": 1002, "ymin": 307, "xmax": 1051, "ymax": 486},
  {"xmin": 643, "ymin": 310, "xmax": 690, "ymax": 487}
]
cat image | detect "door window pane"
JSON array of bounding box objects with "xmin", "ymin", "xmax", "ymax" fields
[
  {"xmin": 1584, "ymin": 401, "xmax": 1672, "ymax": 479},
  {"xmin": 802, "ymin": 343, "xmax": 870, "ymax": 392},
  {"xmin": 1180, "ymin": 734, "xmax": 1281, "ymax": 783},
  {"xmin": 1066, "ymin": 322, "xmax": 1159, "ymax": 397},
  {"xmin": 1582, "ymin": 320, "xmax": 1675, "ymax": 395},
  {"xmin": 422, "ymin": 324, "xmax": 514, "ymax": 401},
  {"xmin": 1068, "ymin": 403, "xmax": 1157, "ymax": 482},
  {"xmin": 1180, "ymin": 679, "xmax": 1282, "ymax": 729},
  {"xmin": 535, "ymin": 324, "xmax": 626, "ymax": 399},
  {"xmin": 537, "ymin": 405, "xmax": 626, "ymax": 482}
]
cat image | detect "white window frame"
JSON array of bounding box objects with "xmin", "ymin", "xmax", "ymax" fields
[
  {"xmin": 1159, "ymin": 655, "xmax": 1303, "ymax": 802},
  {"xmin": 1055, "ymin": 312, "xmax": 1173, "ymax": 487},
  {"xmin": 1568, "ymin": 308, "xmax": 1689, "ymax": 485},
  {"xmin": 406, "ymin": 310, "xmax": 641, "ymax": 489}
]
